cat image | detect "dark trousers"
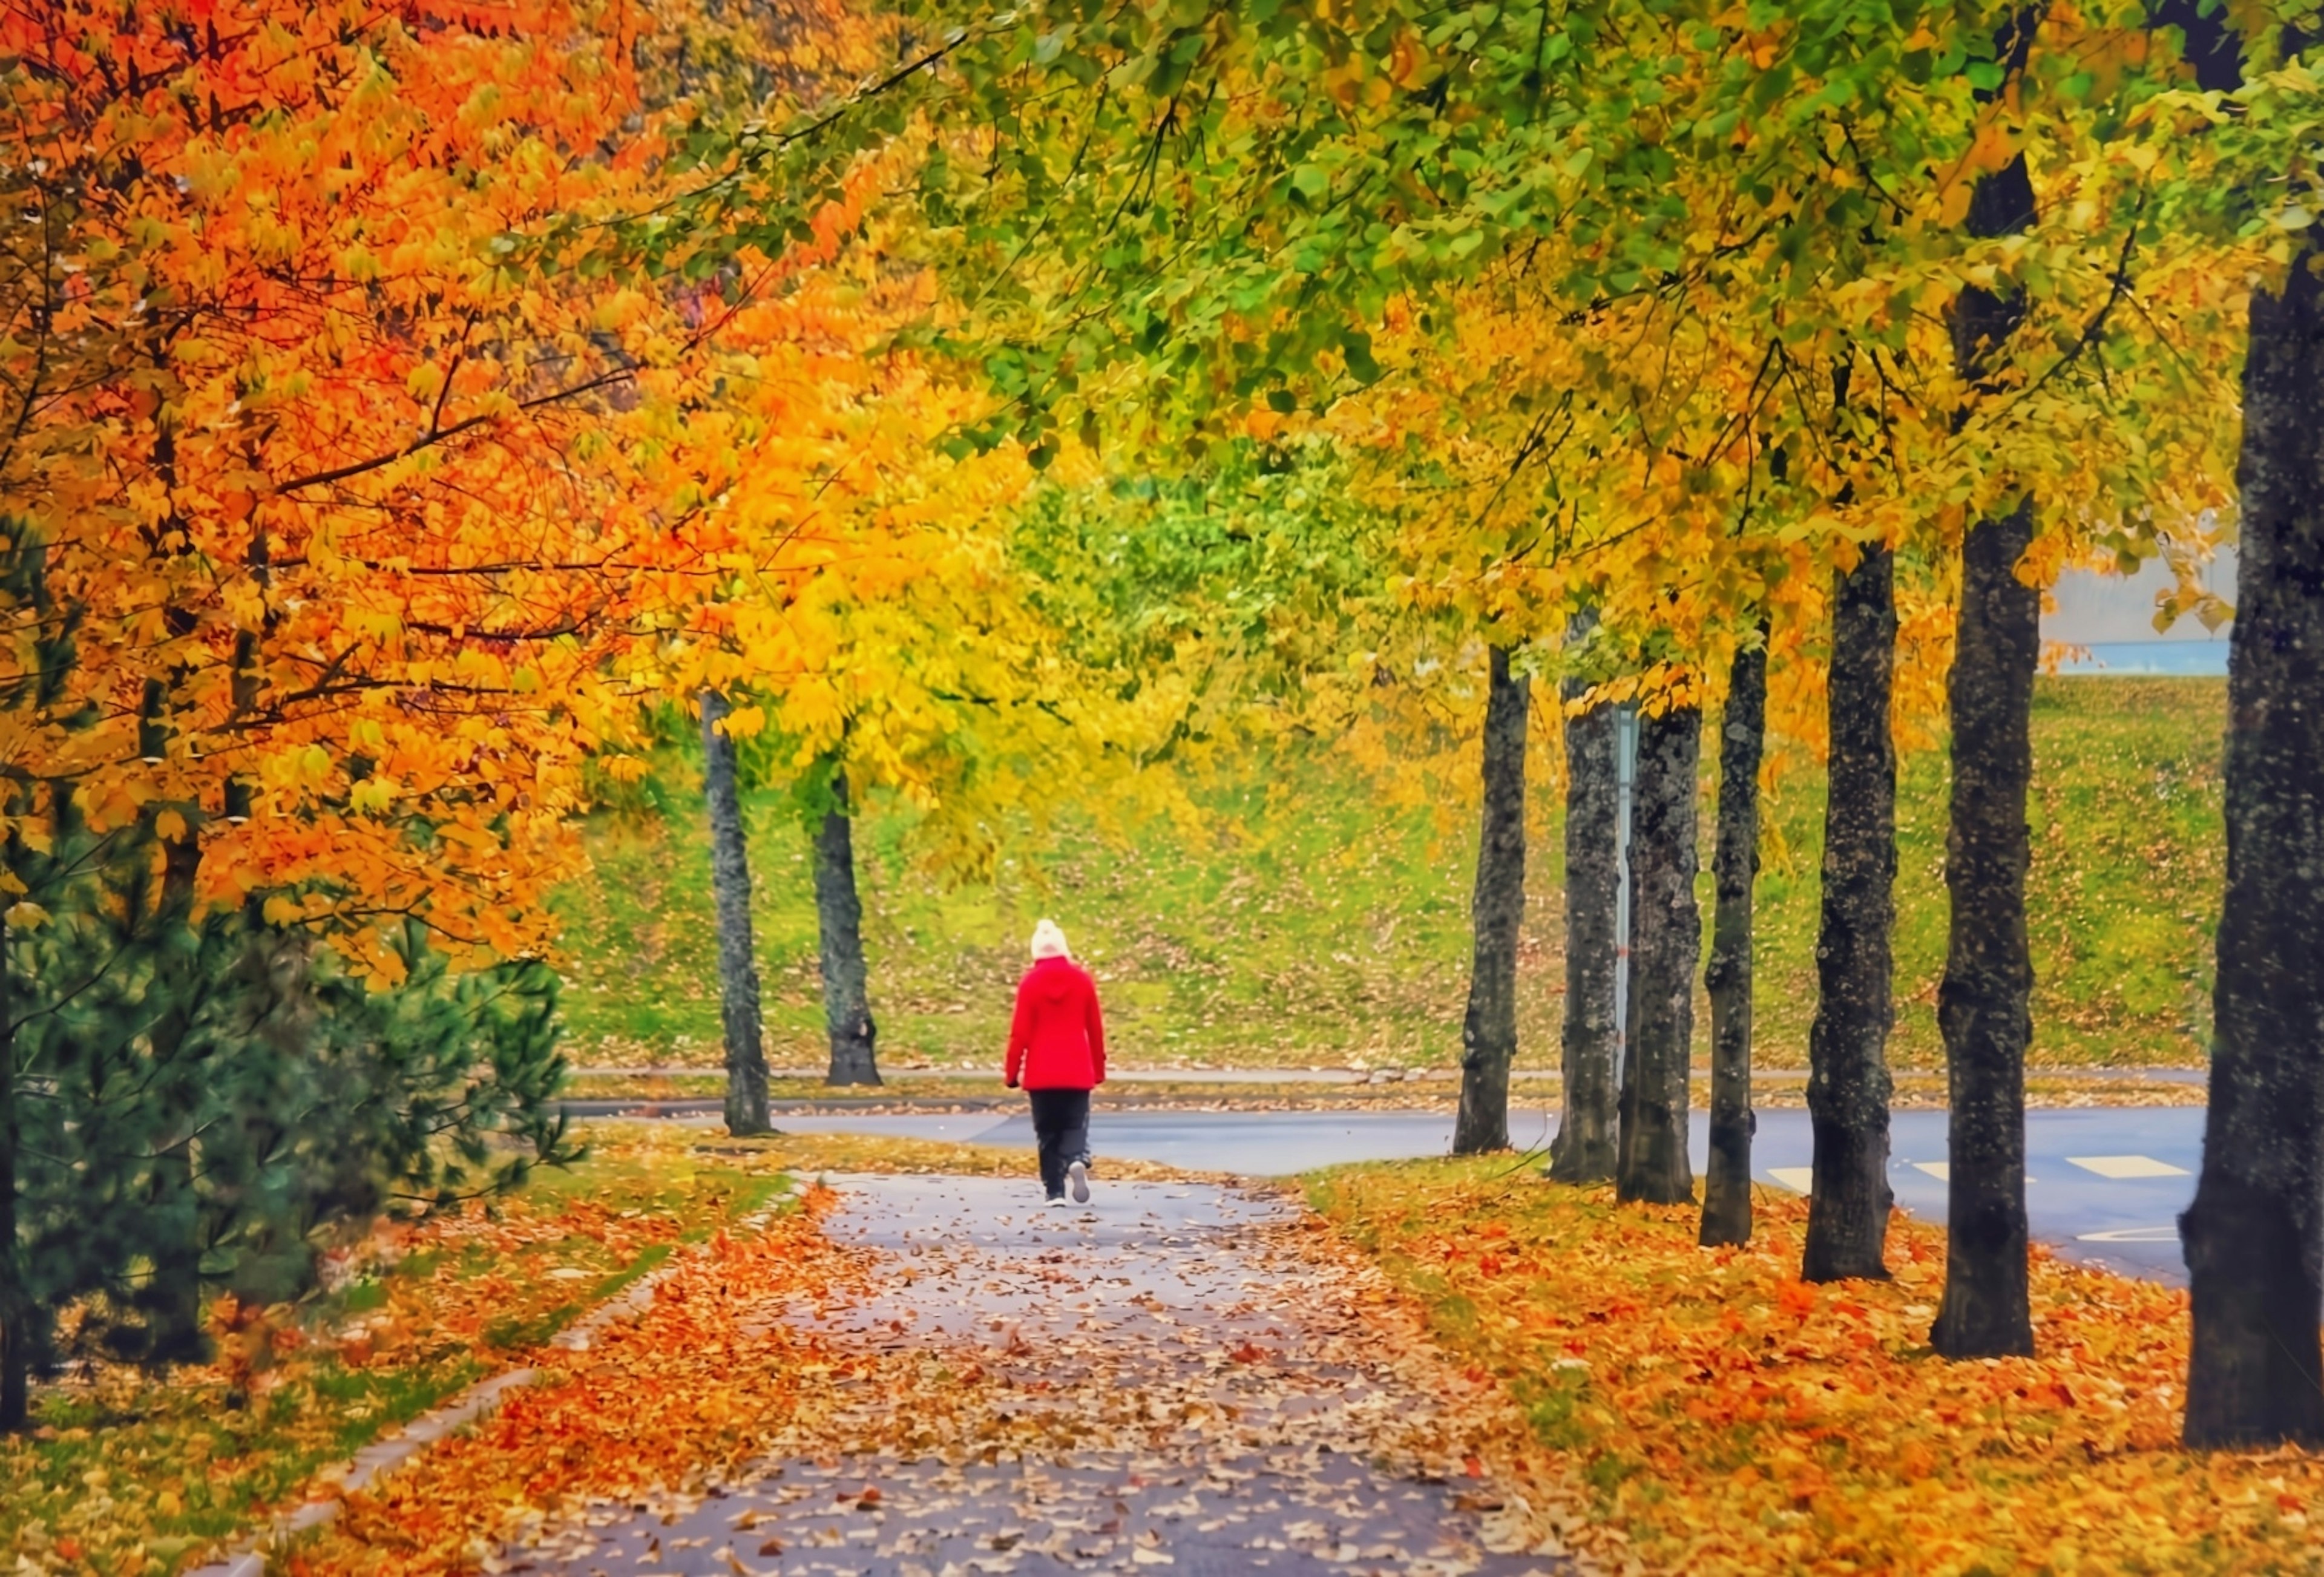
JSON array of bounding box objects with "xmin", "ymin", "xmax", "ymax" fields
[{"xmin": 1027, "ymin": 1088, "xmax": 1092, "ymax": 1198}]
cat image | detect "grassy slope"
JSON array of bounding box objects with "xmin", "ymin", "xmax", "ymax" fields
[{"xmin": 553, "ymin": 677, "xmax": 2225, "ymax": 1072}]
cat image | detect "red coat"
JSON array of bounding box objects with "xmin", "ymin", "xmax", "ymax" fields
[{"xmin": 1005, "ymin": 956, "xmax": 1108, "ymax": 1090}]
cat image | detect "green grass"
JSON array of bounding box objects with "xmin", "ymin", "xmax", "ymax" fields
[
  {"xmin": 553, "ymin": 676, "xmax": 2227, "ymax": 1073},
  {"xmin": 1752, "ymin": 675, "xmax": 2227, "ymax": 1069}
]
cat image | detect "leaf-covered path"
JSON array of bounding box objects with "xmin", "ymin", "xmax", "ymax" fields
[{"xmin": 501, "ymin": 1175, "xmax": 1580, "ymax": 1576}]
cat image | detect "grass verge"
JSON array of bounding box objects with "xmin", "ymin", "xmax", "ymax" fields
[
  {"xmin": 554, "ymin": 678, "xmax": 2226, "ymax": 1075},
  {"xmin": 1306, "ymin": 1158, "xmax": 2317, "ymax": 1575},
  {"xmin": 4, "ymin": 1147, "xmax": 790, "ymax": 1575}
]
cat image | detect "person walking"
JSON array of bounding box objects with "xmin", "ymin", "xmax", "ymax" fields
[{"xmin": 1003, "ymin": 918, "xmax": 1107, "ymax": 1207}]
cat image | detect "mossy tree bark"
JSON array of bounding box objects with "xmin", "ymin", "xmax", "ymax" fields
[
  {"xmin": 137, "ymin": 831, "xmax": 209, "ymax": 1366},
  {"xmin": 1454, "ymin": 644, "xmax": 1530, "ymax": 1155},
  {"xmin": 1803, "ymin": 545, "xmax": 1898, "ymax": 1282},
  {"xmin": 2179, "ymin": 228, "xmax": 2324, "ymax": 1447},
  {"xmin": 1932, "ymin": 140, "xmax": 2040, "ymax": 1359},
  {"xmin": 0, "ymin": 911, "xmax": 22, "ymax": 1432},
  {"xmin": 1550, "ymin": 672, "xmax": 1620, "ymax": 1182},
  {"xmin": 1617, "ymin": 703, "xmax": 1699, "ymax": 1205},
  {"xmin": 700, "ymin": 689, "xmax": 773, "ymax": 1136},
  {"xmin": 1700, "ymin": 635, "xmax": 1767, "ymax": 1247},
  {"xmin": 814, "ymin": 765, "xmax": 881, "ymax": 1087}
]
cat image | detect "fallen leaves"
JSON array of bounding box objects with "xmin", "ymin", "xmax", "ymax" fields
[
  {"xmin": 1310, "ymin": 1158, "xmax": 2324, "ymax": 1575},
  {"xmin": 294, "ymin": 1190, "xmax": 862, "ymax": 1575},
  {"xmin": 471, "ymin": 1173, "xmax": 1582, "ymax": 1575}
]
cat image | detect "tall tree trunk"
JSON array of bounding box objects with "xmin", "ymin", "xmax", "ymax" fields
[
  {"xmin": 1454, "ymin": 645, "xmax": 1530, "ymax": 1155},
  {"xmin": 1803, "ymin": 545, "xmax": 1899, "ymax": 1282},
  {"xmin": 1617, "ymin": 703, "xmax": 1700, "ymax": 1204},
  {"xmin": 0, "ymin": 908, "xmax": 24, "ymax": 1432},
  {"xmin": 700, "ymin": 690, "xmax": 772, "ymax": 1136},
  {"xmin": 2180, "ymin": 232, "xmax": 2324, "ymax": 1446},
  {"xmin": 140, "ymin": 830, "xmax": 210, "ymax": 1367},
  {"xmin": 1550, "ymin": 667, "xmax": 1620, "ymax": 1181},
  {"xmin": 1700, "ymin": 634, "xmax": 1767, "ymax": 1247},
  {"xmin": 2153, "ymin": 0, "xmax": 2324, "ymax": 1454},
  {"xmin": 1932, "ymin": 146, "xmax": 2041, "ymax": 1360},
  {"xmin": 815, "ymin": 766, "xmax": 881, "ymax": 1087},
  {"xmin": 1933, "ymin": 497, "xmax": 2039, "ymax": 1356}
]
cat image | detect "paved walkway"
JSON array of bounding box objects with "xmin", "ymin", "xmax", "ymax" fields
[{"xmin": 505, "ymin": 1176, "xmax": 1575, "ymax": 1576}]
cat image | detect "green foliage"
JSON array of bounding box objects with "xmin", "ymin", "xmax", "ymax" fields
[{"xmin": 1010, "ymin": 442, "xmax": 1402, "ymax": 737}]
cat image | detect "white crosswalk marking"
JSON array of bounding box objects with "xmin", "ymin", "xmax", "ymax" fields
[
  {"xmin": 2075, "ymin": 1225, "xmax": 2179, "ymax": 1243},
  {"xmin": 1767, "ymin": 1166, "xmax": 1814, "ymax": 1193},
  {"xmin": 2066, "ymin": 1154, "xmax": 2190, "ymax": 1179},
  {"xmin": 1905, "ymin": 1160, "xmax": 2038, "ymax": 1184}
]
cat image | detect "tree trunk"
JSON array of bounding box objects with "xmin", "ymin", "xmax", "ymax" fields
[
  {"xmin": 1803, "ymin": 545, "xmax": 1899, "ymax": 1282},
  {"xmin": 1700, "ymin": 635, "xmax": 1767, "ymax": 1246},
  {"xmin": 140, "ymin": 830, "xmax": 209, "ymax": 1367},
  {"xmin": 0, "ymin": 911, "xmax": 24, "ymax": 1432},
  {"xmin": 1550, "ymin": 670, "xmax": 1620, "ymax": 1181},
  {"xmin": 2180, "ymin": 231, "xmax": 2324, "ymax": 1447},
  {"xmin": 700, "ymin": 690, "xmax": 773, "ymax": 1136},
  {"xmin": 1932, "ymin": 148, "xmax": 2041, "ymax": 1359},
  {"xmin": 815, "ymin": 766, "xmax": 881, "ymax": 1087},
  {"xmin": 1932, "ymin": 497, "xmax": 2039, "ymax": 1356},
  {"xmin": 1454, "ymin": 644, "xmax": 1530, "ymax": 1155},
  {"xmin": 1616, "ymin": 703, "xmax": 1699, "ymax": 1204}
]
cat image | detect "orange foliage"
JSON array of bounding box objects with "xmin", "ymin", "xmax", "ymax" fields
[{"xmin": 0, "ymin": 0, "xmax": 905, "ymax": 969}]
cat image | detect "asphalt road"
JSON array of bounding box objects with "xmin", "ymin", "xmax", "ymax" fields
[{"xmin": 767, "ymin": 1106, "xmax": 2206, "ymax": 1285}]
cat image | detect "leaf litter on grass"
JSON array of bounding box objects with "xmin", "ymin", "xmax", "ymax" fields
[
  {"xmin": 1310, "ymin": 1158, "xmax": 2324, "ymax": 1576},
  {"xmin": 4, "ymin": 1143, "xmax": 781, "ymax": 1576}
]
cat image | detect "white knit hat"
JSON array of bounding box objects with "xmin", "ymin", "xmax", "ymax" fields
[{"xmin": 1029, "ymin": 918, "xmax": 1071, "ymax": 960}]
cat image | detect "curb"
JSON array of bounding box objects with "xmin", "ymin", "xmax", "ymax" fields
[{"xmin": 183, "ymin": 1193, "xmax": 786, "ymax": 1575}]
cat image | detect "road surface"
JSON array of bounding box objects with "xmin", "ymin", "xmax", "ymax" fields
[{"xmin": 762, "ymin": 1106, "xmax": 2205, "ymax": 1285}]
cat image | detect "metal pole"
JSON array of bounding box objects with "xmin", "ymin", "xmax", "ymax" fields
[{"xmin": 1612, "ymin": 704, "xmax": 1638, "ymax": 1090}]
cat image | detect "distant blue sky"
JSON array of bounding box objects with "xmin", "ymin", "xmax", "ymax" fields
[{"xmin": 2044, "ymin": 548, "xmax": 2236, "ymax": 646}]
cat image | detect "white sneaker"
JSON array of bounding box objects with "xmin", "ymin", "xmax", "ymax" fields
[
  {"xmin": 1068, "ymin": 1161, "xmax": 1091, "ymax": 1205},
  {"xmin": 1046, "ymin": 1195, "xmax": 1070, "ymax": 1209}
]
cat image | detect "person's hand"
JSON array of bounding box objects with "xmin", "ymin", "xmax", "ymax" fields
[{"xmin": 1005, "ymin": 1078, "xmax": 1019, "ymax": 1089}]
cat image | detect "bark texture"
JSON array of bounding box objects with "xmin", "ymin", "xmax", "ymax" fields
[
  {"xmin": 815, "ymin": 766, "xmax": 881, "ymax": 1087},
  {"xmin": 1932, "ymin": 497, "xmax": 2040, "ymax": 1356},
  {"xmin": 1803, "ymin": 545, "xmax": 1899, "ymax": 1282},
  {"xmin": 700, "ymin": 690, "xmax": 773, "ymax": 1136},
  {"xmin": 1550, "ymin": 680, "xmax": 1621, "ymax": 1181},
  {"xmin": 1454, "ymin": 645, "xmax": 1530, "ymax": 1155},
  {"xmin": 1932, "ymin": 146, "xmax": 2040, "ymax": 1359},
  {"xmin": 1617, "ymin": 704, "xmax": 1701, "ymax": 1204},
  {"xmin": 2181, "ymin": 232, "xmax": 2324, "ymax": 1447},
  {"xmin": 1700, "ymin": 636, "xmax": 1767, "ymax": 1247},
  {"xmin": 0, "ymin": 912, "xmax": 22, "ymax": 1431},
  {"xmin": 139, "ymin": 833, "xmax": 208, "ymax": 1366}
]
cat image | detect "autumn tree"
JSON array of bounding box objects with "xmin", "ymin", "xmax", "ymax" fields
[
  {"xmin": 1931, "ymin": 11, "xmax": 2043, "ymax": 1354},
  {"xmin": 0, "ymin": 0, "xmax": 898, "ymax": 1419}
]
